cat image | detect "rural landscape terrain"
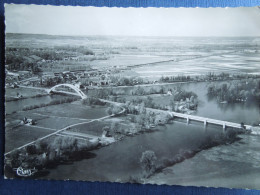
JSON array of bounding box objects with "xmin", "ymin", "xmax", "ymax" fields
[{"xmin": 4, "ymin": 33, "xmax": 260, "ymax": 189}]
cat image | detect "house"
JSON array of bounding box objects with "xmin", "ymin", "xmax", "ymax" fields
[{"xmin": 6, "ymin": 70, "xmax": 20, "ymax": 81}]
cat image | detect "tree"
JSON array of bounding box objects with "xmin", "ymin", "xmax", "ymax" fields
[
  {"xmin": 106, "ymin": 107, "xmax": 113, "ymax": 115},
  {"xmin": 110, "ymin": 122, "xmax": 121, "ymax": 134},
  {"xmin": 137, "ymin": 102, "xmax": 146, "ymax": 114},
  {"xmin": 135, "ymin": 86, "xmax": 145, "ymax": 95},
  {"xmin": 140, "ymin": 150, "xmax": 157, "ymax": 177}
]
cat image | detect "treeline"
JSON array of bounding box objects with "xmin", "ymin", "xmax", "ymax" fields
[
  {"xmin": 160, "ymin": 72, "xmax": 260, "ymax": 83},
  {"xmin": 53, "ymin": 45, "xmax": 94, "ymax": 55},
  {"xmin": 160, "ymin": 75, "xmax": 191, "ymax": 82},
  {"xmin": 110, "ymin": 76, "xmax": 144, "ymax": 86},
  {"xmin": 207, "ymin": 79, "xmax": 260, "ymax": 103},
  {"xmin": 92, "ymin": 86, "xmax": 175, "ymax": 99},
  {"xmin": 22, "ymin": 97, "xmax": 78, "ymax": 111},
  {"xmin": 131, "ymin": 86, "xmax": 166, "ymax": 96}
]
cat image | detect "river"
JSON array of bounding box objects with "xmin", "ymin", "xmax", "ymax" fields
[{"xmin": 33, "ymin": 81, "xmax": 260, "ymax": 189}]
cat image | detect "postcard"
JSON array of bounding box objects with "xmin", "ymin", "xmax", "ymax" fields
[{"xmin": 4, "ymin": 4, "xmax": 260, "ymax": 189}]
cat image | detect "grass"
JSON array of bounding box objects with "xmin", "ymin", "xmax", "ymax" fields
[
  {"xmin": 5, "ymin": 125, "xmax": 52, "ymax": 153},
  {"xmin": 68, "ymin": 121, "xmax": 109, "ymax": 136},
  {"xmin": 35, "ymin": 103, "xmax": 109, "ymax": 119}
]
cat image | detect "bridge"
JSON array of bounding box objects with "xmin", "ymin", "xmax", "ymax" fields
[
  {"xmin": 19, "ymin": 84, "xmax": 252, "ymax": 132},
  {"xmin": 47, "ymin": 84, "xmax": 87, "ymax": 99},
  {"xmin": 168, "ymin": 111, "xmax": 252, "ymax": 132},
  {"xmin": 98, "ymin": 101, "xmax": 252, "ymax": 132}
]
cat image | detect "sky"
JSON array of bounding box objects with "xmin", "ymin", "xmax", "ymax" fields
[{"xmin": 4, "ymin": 4, "xmax": 260, "ymax": 37}]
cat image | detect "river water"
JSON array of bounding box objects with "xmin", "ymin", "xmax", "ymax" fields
[
  {"xmin": 5, "ymin": 94, "xmax": 66, "ymax": 115},
  {"xmin": 30, "ymin": 81, "xmax": 260, "ymax": 189}
]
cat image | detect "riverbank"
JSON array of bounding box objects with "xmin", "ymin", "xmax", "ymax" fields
[
  {"xmin": 146, "ymin": 133, "xmax": 260, "ymax": 190},
  {"xmin": 36, "ymin": 121, "xmax": 239, "ymax": 182}
]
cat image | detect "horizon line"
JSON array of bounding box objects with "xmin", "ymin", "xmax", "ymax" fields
[{"xmin": 5, "ymin": 32, "xmax": 260, "ymax": 38}]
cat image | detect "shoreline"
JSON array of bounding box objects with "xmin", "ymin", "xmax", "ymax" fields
[{"xmin": 146, "ymin": 133, "xmax": 260, "ymax": 190}]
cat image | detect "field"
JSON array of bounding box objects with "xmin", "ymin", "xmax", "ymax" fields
[
  {"xmin": 6, "ymin": 34, "xmax": 260, "ymax": 81},
  {"xmin": 5, "ymin": 91, "xmax": 113, "ymax": 154}
]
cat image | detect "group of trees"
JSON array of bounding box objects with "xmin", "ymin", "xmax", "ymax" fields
[
  {"xmin": 172, "ymin": 90, "xmax": 198, "ymax": 102},
  {"xmin": 207, "ymin": 79, "xmax": 260, "ymax": 103},
  {"xmin": 103, "ymin": 122, "xmax": 141, "ymax": 137},
  {"xmin": 125, "ymin": 101, "xmax": 171, "ymax": 129},
  {"xmin": 110, "ymin": 76, "xmax": 144, "ymax": 86},
  {"xmin": 131, "ymin": 86, "xmax": 166, "ymax": 96},
  {"xmin": 7, "ymin": 136, "xmax": 98, "ymax": 172},
  {"xmin": 124, "ymin": 101, "xmax": 147, "ymax": 115},
  {"xmin": 124, "ymin": 89, "xmax": 198, "ymax": 113},
  {"xmin": 6, "ymin": 53, "xmax": 43, "ymax": 74},
  {"xmin": 106, "ymin": 104, "xmax": 123, "ymax": 115},
  {"xmin": 6, "ymin": 45, "xmax": 95, "ymax": 74},
  {"xmin": 140, "ymin": 150, "xmax": 157, "ymax": 177},
  {"xmin": 81, "ymin": 97, "xmax": 106, "ymax": 106}
]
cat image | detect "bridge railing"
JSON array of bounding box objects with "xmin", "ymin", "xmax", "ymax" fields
[{"xmin": 170, "ymin": 111, "xmax": 251, "ymax": 130}]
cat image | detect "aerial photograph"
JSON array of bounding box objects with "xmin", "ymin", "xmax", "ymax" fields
[{"xmin": 4, "ymin": 4, "xmax": 260, "ymax": 189}]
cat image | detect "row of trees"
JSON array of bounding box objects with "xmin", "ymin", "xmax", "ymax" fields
[
  {"xmin": 131, "ymin": 86, "xmax": 167, "ymax": 96},
  {"xmin": 110, "ymin": 76, "xmax": 144, "ymax": 86},
  {"xmin": 93, "ymin": 85, "xmax": 168, "ymax": 99},
  {"xmin": 22, "ymin": 97, "xmax": 78, "ymax": 111},
  {"xmin": 160, "ymin": 72, "xmax": 260, "ymax": 84},
  {"xmin": 82, "ymin": 97, "xmax": 106, "ymax": 106},
  {"xmin": 160, "ymin": 75, "xmax": 191, "ymax": 82}
]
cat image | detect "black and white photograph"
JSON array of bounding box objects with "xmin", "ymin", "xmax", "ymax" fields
[{"xmin": 4, "ymin": 4, "xmax": 260, "ymax": 189}]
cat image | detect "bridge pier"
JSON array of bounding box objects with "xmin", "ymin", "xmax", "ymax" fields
[
  {"xmin": 204, "ymin": 120, "xmax": 207, "ymax": 127},
  {"xmin": 171, "ymin": 113, "xmax": 174, "ymax": 119},
  {"xmin": 167, "ymin": 111, "xmax": 252, "ymax": 132},
  {"xmin": 186, "ymin": 117, "xmax": 190, "ymax": 124},
  {"xmin": 223, "ymin": 123, "xmax": 226, "ymax": 133}
]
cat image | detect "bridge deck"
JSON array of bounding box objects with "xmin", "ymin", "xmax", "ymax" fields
[
  {"xmin": 51, "ymin": 89, "xmax": 87, "ymax": 98},
  {"xmin": 170, "ymin": 112, "xmax": 251, "ymax": 130},
  {"xmin": 99, "ymin": 100, "xmax": 251, "ymax": 130}
]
